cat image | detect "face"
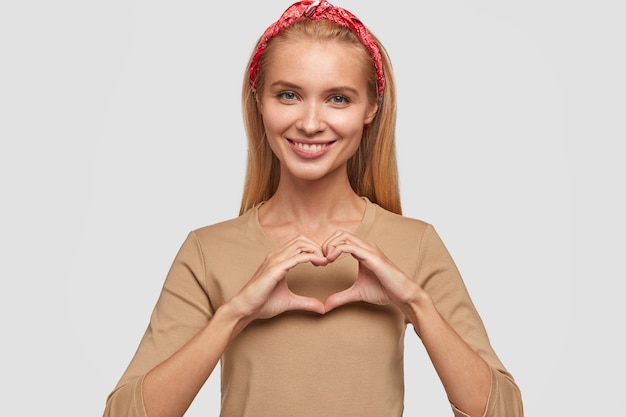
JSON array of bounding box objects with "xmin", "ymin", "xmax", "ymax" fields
[{"xmin": 256, "ymin": 39, "xmax": 378, "ymax": 184}]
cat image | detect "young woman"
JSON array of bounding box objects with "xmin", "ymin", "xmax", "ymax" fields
[{"xmin": 103, "ymin": 2, "xmax": 523, "ymax": 416}]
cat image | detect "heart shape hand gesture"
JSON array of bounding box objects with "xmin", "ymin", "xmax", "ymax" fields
[
  {"xmin": 321, "ymin": 230, "xmax": 420, "ymax": 312},
  {"xmin": 230, "ymin": 231, "xmax": 421, "ymax": 323}
]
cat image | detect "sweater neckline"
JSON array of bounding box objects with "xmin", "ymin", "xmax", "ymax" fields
[{"xmin": 247, "ymin": 197, "xmax": 377, "ymax": 249}]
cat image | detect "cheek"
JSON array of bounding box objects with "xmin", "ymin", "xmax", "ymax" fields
[
  {"xmin": 330, "ymin": 112, "xmax": 369, "ymax": 136},
  {"xmin": 260, "ymin": 109, "xmax": 290, "ymax": 154},
  {"xmin": 261, "ymin": 105, "xmax": 292, "ymax": 133}
]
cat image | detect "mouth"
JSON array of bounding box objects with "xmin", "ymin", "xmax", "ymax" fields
[
  {"xmin": 288, "ymin": 139, "xmax": 336, "ymax": 153},
  {"xmin": 293, "ymin": 141, "xmax": 327, "ymax": 152}
]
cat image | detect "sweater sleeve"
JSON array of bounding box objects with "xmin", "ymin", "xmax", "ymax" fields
[
  {"xmin": 102, "ymin": 231, "xmax": 212, "ymax": 417},
  {"xmin": 416, "ymin": 225, "xmax": 523, "ymax": 417}
]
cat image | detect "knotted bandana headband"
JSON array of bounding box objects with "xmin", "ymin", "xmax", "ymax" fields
[{"xmin": 249, "ymin": 1, "xmax": 385, "ymax": 103}]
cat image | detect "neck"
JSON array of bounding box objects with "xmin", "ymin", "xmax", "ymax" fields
[{"xmin": 258, "ymin": 172, "xmax": 365, "ymax": 242}]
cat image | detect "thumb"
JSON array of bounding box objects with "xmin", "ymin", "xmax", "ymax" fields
[
  {"xmin": 324, "ymin": 288, "xmax": 360, "ymax": 313},
  {"xmin": 286, "ymin": 294, "xmax": 326, "ymax": 315}
]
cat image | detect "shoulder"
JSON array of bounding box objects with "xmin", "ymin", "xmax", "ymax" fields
[
  {"xmin": 369, "ymin": 202, "xmax": 451, "ymax": 257},
  {"xmin": 187, "ymin": 210, "xmax": 261, "ymax": 253},
  {"xmin": 193, "ymin": 212, "xmax": 250, "ymax": 237},
  {"xmin": 367, "ymin": 203, "xmax": 449, "ymax": 277},
  {"xmin": 370, "ymin": 203, "xmax": 433, "ymax": 238}
]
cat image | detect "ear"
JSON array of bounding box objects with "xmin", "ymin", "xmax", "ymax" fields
[{"xmin": 364, "ymin": 102, "xmax": 378, "ymax": 125}]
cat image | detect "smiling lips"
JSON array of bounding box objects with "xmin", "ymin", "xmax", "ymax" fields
[
  {"xmin": 289, "ymin": 139, "xmax": 336, "ymax": 157},
  {"xmin": 294, "ymin": 142, "xmax": 326, "ymax": 152}
]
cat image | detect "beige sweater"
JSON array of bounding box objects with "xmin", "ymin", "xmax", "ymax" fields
[{"xmin": 103, "ymin": 200, "xmax": 522, "ymax": 416}]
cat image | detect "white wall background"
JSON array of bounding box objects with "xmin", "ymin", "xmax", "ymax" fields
[{"xmin": 1, "ymin": 0, "xmax": 624, "ymax": 415}]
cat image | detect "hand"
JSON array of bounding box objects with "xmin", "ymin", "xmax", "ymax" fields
[
  {"xmin": 322, "ymin": 230, "xmax": 421, "ymax": 312},
  {"xmin": 230, "ymin": 235, "xmax": 328, "ymax": 322}
]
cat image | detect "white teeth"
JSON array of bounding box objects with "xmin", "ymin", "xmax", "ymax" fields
[{"xmin": 294, "ymin": 142, "xmax": 325, "ymax": 152}]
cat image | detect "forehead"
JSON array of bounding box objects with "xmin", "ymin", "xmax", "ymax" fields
[{"xmin": 263, "ymin": 39, "xmax": 369, "ymax": 89}]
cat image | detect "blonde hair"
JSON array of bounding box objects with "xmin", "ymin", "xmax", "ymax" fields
[{"xmin": 240, "ymin": 19, "xmax": 401, "ymax": 215}]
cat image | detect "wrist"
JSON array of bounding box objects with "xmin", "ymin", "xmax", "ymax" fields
[
  {"xmin": 397, "ymin": 291, "xmax": 435, "ymax": 335},
  {"xmin": 217, "ymin": 298, "xmax": 255, "ymax": 340}
]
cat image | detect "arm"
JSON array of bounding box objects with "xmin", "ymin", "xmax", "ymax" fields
[
  {"xmin": 323, "ymin": 226, "xmax": 523, "ymax": 417},
  {"xmin": 413, "ymin": 225, "xmax": 523, "ymax": 417},
  {"xmin": 103, "ymin": 232, "xmax": 327, "ymax": 417},
  {"xmin": 140, "ymin": 304, "xmax": 240, "ymax": 417},
  {"xmin": 102, "ymin": 231, "xmax": 225, "ymax": 417},
  {"xmin": 400, "ymin": 293, "xmax": 491, "ymax": 417}
]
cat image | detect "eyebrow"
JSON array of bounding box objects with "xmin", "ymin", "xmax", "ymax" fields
[{"xmin": 269, "ymin": 80, "xmax": 361, "ymax": 96}]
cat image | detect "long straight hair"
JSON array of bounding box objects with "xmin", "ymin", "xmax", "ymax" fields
[{"xmin": 239, "ymin": 19, "xmax": 401, "ymax": 215}]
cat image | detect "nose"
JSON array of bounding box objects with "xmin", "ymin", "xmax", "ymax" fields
[{"xmin": 295, "ymin": 103, "xmax": 325, "ymax": 135}]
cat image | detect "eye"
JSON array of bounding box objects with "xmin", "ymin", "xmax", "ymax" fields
[
  {"xmin": 330, "ymin": 95, "xmax": 350, "ymax": 105},
  {"xmin": 278, "ymin": 91, "xmax": 298, "ymax": 101}
]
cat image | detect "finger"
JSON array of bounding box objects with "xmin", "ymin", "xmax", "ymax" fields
[
  {"xmin": 281, "ymin": 251, "xmax": 329, "ymax": 270},
  {"xmin": 286, "ymin": 294, "xmax": 326, "ymax": 315},
  {"xmin": 324, "ymin": 235, "xmax": 371, "ymax": 262},
  {"xmin": 280, "ymin": 235, "xmax": 326, "ymax": 261},
  {"xmin": 324, "ymin": 287, "xmax": 361, "ymax": 312},
  {"xmin": 321, "ymin": 229, "xmax": 345, "ymax": 248},
  {"xmin": 247, "ymin": 251, "xmax": 326, "ymax": 299},
  {"xmin": 322, "ymin": 230, "xmax": 357, "ymax": 260},
  {"xmin": 268, "ymin": 238, "xmax": 328, "ymax": 277}
]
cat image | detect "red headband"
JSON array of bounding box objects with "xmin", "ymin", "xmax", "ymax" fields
[{"xmin": 249, "ymin": 1, "xmax": 385, "ymax": 102}]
